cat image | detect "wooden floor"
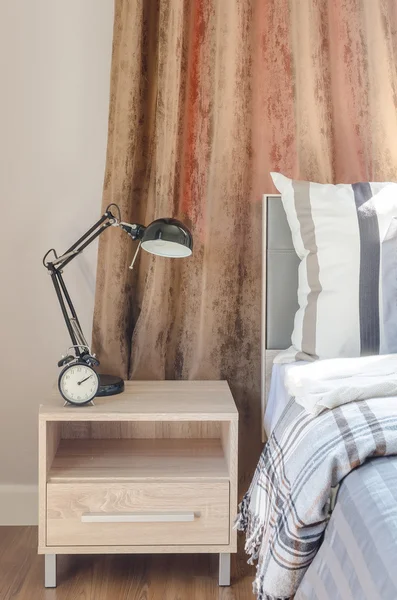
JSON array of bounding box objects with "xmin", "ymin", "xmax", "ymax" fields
[{"xmin": 0, "ymin": 527, "xmax": 256, "ymax": 600}]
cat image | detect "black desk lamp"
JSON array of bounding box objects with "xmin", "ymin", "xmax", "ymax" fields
[{"xmin": 43, "ymin": 204, "xmax": 192, "ymax": 405}]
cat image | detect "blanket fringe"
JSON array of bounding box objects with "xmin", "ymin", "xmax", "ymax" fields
[
  {"xmin": 235, "ymin": 494, "xmax": 264, "ymax": 563},
  {"xmin": 234, "ymin": 493, "xmax": 250, "ymax": 531},
  {"xmin": 235, "ymin": 494, "xmax": 293, "ymax": 600}
]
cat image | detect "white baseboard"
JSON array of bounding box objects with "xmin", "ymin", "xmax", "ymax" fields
[{"xmin": 0, "ymin": 484, "xmax": 38, "ymax": 525}]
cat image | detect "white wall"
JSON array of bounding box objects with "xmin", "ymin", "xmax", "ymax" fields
[{"xmin": 0, "ymin": 1, "xmax": 114, "ymax": 523}]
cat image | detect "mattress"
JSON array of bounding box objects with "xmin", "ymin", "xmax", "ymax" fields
[{"xmin": 296, "ymin": 455, "xmax": 397, "ymax": 600}]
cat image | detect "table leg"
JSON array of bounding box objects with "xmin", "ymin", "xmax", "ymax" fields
[
  {"xmin": 45, "ymin": 554, "xmax": 57, "ymax": 588},
  {"xmin": 219, "ymin": 553, "xmax": 231, "ymax": 586}
]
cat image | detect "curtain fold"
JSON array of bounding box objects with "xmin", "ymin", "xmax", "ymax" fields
[{"xmin": 93, "ymin": 0, "xmax": 397, "ymax": 481}]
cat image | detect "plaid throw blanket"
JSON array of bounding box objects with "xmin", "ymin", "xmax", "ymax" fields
[{"xmin": 235, "ymin": 397, "xmax": 397, "ymax": 600}]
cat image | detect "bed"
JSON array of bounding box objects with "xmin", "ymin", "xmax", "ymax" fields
[{"xmin": 248, "ymin": 194, "xmax": 397, "ymax": 600}]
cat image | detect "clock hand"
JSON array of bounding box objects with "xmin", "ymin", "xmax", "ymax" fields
[{"xmin": 77, "ymin": 374, "xmax": 94, "ymax": 385}]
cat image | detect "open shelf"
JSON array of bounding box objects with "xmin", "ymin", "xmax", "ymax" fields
[{"xmin": 48, "ymin": 438, "xmax": 229, "ymax": 483}]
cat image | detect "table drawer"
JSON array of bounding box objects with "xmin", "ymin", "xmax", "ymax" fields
[{"xmin": 47, "ymin": 482, "xmax": 229, "ymax": 546}]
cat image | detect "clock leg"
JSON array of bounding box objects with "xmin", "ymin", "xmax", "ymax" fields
[
  {"xmin": 219, "ymin": 553, "xmax": 231, "ymax": 586},
  {"xmin": 45, "ymin": 554, "xmax": 57, "ymax": 588}
]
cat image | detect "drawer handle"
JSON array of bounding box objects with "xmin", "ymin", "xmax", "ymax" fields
[{"xmin": 81, "ymin": 511, "xmax": 196, "ymax": 524}]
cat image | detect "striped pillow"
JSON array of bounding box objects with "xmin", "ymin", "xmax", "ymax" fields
[{"xmin": 271, "ymin": 172, "xmax": 397, "ymax": 363}]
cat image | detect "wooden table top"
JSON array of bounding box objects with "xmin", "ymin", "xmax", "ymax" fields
[{"xmin": 40, "ymin": 380, "xmax": 238, "ymax": 422}]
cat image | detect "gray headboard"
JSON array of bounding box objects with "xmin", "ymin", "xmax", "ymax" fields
[{"xmin": 261, "ymin": 195, "xmax": 299, "ymax": 440}]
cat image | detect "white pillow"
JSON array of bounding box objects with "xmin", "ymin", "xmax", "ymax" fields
[{"xmin": 271, "ymin": 172, "xmax": 397, "ymax": 363}]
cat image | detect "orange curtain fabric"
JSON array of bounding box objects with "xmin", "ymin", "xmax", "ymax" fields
[{"xmin": 93, "ymin": 0, "xmax": 397, "ymax": 472}]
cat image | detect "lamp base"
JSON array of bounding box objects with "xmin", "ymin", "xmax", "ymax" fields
[{"xmin": 97, "ymin": 374, "xmax": 125, "ymax": 397}]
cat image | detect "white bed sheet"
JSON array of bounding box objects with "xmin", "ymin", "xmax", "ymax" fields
[{"xmin": 264, "ymin": 362, "xmax": 307, "ymax": 436}]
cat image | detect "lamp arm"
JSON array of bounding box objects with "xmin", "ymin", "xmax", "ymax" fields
[
  {"xmin": 43, "ymin": 204, "xmax": 141, "ymax": 363},
  {"xmin": 43, "ymin": 205, "xmax": 119, "ymax": 271}
]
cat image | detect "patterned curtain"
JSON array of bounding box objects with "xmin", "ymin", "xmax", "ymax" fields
[{"xmin": 93, "ymin": 0, "xmax": 397, "ymax": 479}]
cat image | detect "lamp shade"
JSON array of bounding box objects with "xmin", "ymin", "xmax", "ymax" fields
[{"xmin": 141, "ymin": 218, "xmax": 193, "ymax": 258}]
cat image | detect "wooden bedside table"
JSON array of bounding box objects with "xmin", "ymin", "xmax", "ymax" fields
[{"xmin": 38, "ymin": 381, "xmax": 238, "ymax": 588}]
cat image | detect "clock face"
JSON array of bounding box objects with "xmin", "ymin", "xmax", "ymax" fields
[{"xmin": 59, "ymin": 363, "xmax": 99, "ymax": 405}]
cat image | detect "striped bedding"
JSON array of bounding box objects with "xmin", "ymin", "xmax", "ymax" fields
[
  {"xmin": 296, "ymin": 455, "xmax": 397, "ymax": 600},
  {"xmin": 236, "ymin": 397, "xmax": 397, "ymax": 600}
]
